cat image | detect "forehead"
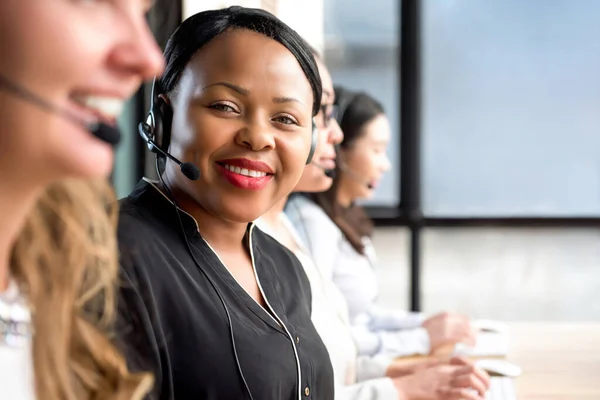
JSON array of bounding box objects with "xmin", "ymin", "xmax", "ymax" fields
[
  {"xmin": 316, "ymin": 57, "xmax": 334, "ymax": 103},
  {"xmin": 177, "ymin": 29, "xmax": 313, "ymax": 105},
  {"xmin": 361, "ymin": 114, "xmax": 391, "ymax": 143}
]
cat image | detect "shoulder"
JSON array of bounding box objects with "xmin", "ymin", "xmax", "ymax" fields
[
  {"xmin": 285, "ymin": 195, "xmax": 325, "ymax": 221},
  {"xmin": 116, "ymin": 193, "xmax": 177, "ymax": 295},
  {"xmin": 252, "ymin": 226, "xmax": 312, "ymax": 297},
  {"xmin": 285, "ymin": 195, "xmax": 342, "ymax": 240}
]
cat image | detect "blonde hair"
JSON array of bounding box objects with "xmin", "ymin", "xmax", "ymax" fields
[{"xmin": 10, "ymin": 179, "xmax": 152, "ymax": 400}]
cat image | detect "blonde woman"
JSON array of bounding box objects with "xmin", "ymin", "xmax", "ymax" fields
[{"xmin": 0, "ymin": 1, "xmax": 163, "ymax": 399}]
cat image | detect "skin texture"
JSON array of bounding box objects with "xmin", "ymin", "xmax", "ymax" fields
[
  {"xmin": 0, "ymin": 0, "xmax": 164, "ymax": 182},
  {"xmin": 0, "ymin": 0, "xmax": 163, "ymax": 289},
  {"xmin": 162, "ymin": 28, "xmax": 316, "ymax": 304},
  {"xmin": 294, "ymin": 56, "xmax": 343, "ymax": 193},
  {"xmin": 337, "ymin": 114, "xmax": 392, "ymax": 207}
]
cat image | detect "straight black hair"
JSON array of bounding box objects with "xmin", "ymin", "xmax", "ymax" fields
[
  {"xmin": 307, "ymin": 86, "xmax": 385, "ymax": 254},
  {"xmin": 334, "ymin": 86, "xmax": 385, "ymax": 149},
  {"xmin": 159, "ymin": 6, "xmax": 322, "ymax": 117}
]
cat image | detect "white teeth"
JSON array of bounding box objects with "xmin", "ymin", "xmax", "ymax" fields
[
  {"xmin": 77, "ymin": 96, "xmax": 125, "ymax": 118},
  {"xmin": 224, "ymin": 164, "xmax": 267, "ymax": 178}
]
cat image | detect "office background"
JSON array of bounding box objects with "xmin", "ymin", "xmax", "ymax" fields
[{"xmin": 113, "ymin": 0, "xmax": 600, "ymax": 321}]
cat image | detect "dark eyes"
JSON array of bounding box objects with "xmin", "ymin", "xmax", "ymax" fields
[
  {"xmin": 272, "ymin": 115, "xmax": 298, "ymax": 126},
  {"xmin": 209, "ymin": 103, "xmax": 238, "ymax": 113},
  {"xmin": 209, "ymin": 102, "xmax": 299, "ymax": 126}
]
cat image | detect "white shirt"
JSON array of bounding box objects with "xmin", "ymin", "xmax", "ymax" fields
[
  {"xmin": 0, "ymin": 279, "xmax": 36, "ymax": 400},
  {"xmin": 285, "ymin": 196, "xmax": 431, "ymax": 358},
  {"xmin": 256, "ymin": 215, "xmax": 398, "ymax": 400}
]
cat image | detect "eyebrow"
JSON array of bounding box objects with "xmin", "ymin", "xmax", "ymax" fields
[
  {"xmin": 273, "ymin": 96, "xmax": 302, "ymax": 105},
  {"xmin": 201, "ymin": 81, "xmax": 303, "ymax": 105},
  {"xmin": 202, "ymin": 82, "xmax": 249, "ymax": 95}
]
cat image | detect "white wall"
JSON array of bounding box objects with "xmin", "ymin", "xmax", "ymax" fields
[
  {"xmin": 182, "ymin": 0, "xmax": 324, "ymax": 52},
  {"xmin": 184, "ymin": 0, "xmax": 262, "ymax": 17}
]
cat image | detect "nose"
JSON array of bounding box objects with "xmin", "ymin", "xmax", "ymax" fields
[
  {"xmin": 234, "ymin": 120, "xmax": 276, "ymax": 152},
  {"xmin": 329, "ymin": 120, "xmax": 344, "ymax": 146},
  {"xmin": 382, "ymin": 153, "xmax": 391, "ymax": 172},
  {"xmin": 110, "ymin": 14, "xmax": 165, "ymax": 81}
]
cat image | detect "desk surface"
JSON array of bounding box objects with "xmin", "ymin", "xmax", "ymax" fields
[{"xmin": 507, "ymin": 322, "xmax": 600, "ymax": 400}]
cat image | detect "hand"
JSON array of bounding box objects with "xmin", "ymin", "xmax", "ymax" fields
[
  {"xmin": 386, "ymin": 358, "xmax": 442, "ymax": 378},
  {"xmin": 392, "ymin": 357, "xmax": 491, "ymax": 400},
  {"xmin": 422, "ymin": 312, "xmax": 476, "ymax": 353}
]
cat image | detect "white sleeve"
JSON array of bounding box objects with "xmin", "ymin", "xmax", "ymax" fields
[
  {"xmin": 375, "ymin": 328, "xmax": 431, "ymax": 357},
  {"xmin": 355, "ymin": 355, "xmax": 392, "ymax": 381},
  {"xmin": 335, "ymin": 378, "xmax": 399, "ymax": 400},
  {"xmin": 285, "ymin": 196, "xmax": 343, "ymax": 282},
  {"xmin": 352, "ymin": 324, "xmax": 430, "ymax": 357},
  {"xmin": 368, "ymin": 306, "xmax": 425, "ymax": 331}
]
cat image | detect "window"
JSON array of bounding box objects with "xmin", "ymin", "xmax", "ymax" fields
[
  {"xmin": 323, "ymin": 0, "xmax": 400, "ymax": 207},
  {"xmin": 421, "ymin": 0, "xmax": 600, "ymax": 217}
]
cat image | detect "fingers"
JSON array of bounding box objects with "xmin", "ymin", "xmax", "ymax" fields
[
  {"xmin": 449, "ymin": 356, "xmax": 471, "ymax": 366},
  {"xmin": 451, "ymin": 372, "xmax": 488, "ymax": 396},
  {"xmin": 473, "ymin": 366, "xmax": 491, "ymax": 390},
  {"xmin": 442, "ymin": 387, "xmax": 485, "ymax": 400},
  {"xmin": 451, "ymin": 365, "xmax": 491, "ymax": 394},
  {"xmin": 450, "ymin": 323, "xmax": 477, "ymax": 345}
]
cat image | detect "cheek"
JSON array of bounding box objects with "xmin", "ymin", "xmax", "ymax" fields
[
  {"xmin": 313, "ymin": 130, "xmax": 329, "ymax": 158},
  {"xmin": 175, "ymin": 110, "xmax": 230, "ymax": 161},
  {"xmin": 1, "ymin": 4, "xmax": 114, "ymax": 93},
  {"xmin": 279, "ymin": 136, "xmax": 311, "ymax": 186}
]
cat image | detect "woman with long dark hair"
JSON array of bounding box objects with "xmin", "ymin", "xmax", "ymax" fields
[
  {"xmin": 116, "ymin": 7, "xmax": 333, "ymax": 400},
  {"xmin": 286, "ymin": 87, "xmax": 477, "ymax": 360},
  {"xmin": 265, "ymin": 57, "xmax": 489, "ymax": 400}
]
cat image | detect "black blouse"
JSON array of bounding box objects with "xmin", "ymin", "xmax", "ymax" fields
[{"xmin": 115, "ymin": 179, "xmax": 334, "ymax": 400}]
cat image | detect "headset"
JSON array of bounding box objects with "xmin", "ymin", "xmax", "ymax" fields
[
  {"xmin": 0, "ymin": 73, "xmax": 121, "ymax": 146},
  {"xmin": 137, "ymin": 78, "xmax": 321, "ymax": 400}
]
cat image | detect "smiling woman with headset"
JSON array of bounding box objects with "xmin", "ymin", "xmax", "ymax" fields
[
  {"xmin": 0, "ymin": 1, "xmax": 163, "ymax": 399},
  {"xmin": 115, "ymin": 7, "xmax": 333, "ymax": 400}
]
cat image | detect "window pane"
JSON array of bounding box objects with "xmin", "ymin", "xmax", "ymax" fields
[
  {"xmin": 323, "ymin": 0, "xmax": 400, "ymax": 207},
  {"xmin": 113, "ymin": 98, "xmax": 138, "ymax": 199},
  {"xmin": 421, "ymin": 1, "xmax": 600, "ymax": 217},
  {"xmin": 419, "ymin": 227, "xmax": 600, "ymax": 321}
]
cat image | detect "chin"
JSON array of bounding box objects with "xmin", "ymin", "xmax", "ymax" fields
[
  {"xmin": 296, "ymin": 170, "xmax": 333, "ymax": 193},
  {"xmin": 54, "ymin": 145, "xmax": 114, "ymax": 180},
  {"xmin": 308, "ymin": 177, "xmax": 333, "ymax": 193},
  {"xmin": 53, "ymin": 127, "xmax": 115, "ymax": 179},
  {"xmin": 357, "ymin": 189, "xmax": 374, "ymax": 201}
]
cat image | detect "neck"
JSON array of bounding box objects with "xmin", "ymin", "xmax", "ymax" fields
[
  {"xmin": 162, "ymin": 179, "xmax": 249, "ymax": 254},
  {"xmin": 0, "ymin": 173, "xmax": 41, "ymax": 292},
  {"xmin": 261, "ymin": 196, "xmax": 288, "ymax": 227},
  {"xmin": 337, "ymin": 185, "xmax": 354, "ymax": 208}
]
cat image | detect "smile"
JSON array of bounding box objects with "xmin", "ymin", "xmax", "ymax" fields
[
  {"xmin": 216, "ymin": 159, "xmax": 274, "ymax": 191},
  {"xmin": 66, "ymin": 94, "xmax": 128, "ymax": 129},
  {"xmin": 222, "ymin": 164, "xmax": 268, "ymax": 178}
]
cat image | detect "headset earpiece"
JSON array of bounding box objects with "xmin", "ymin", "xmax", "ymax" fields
[
  {"xmin": 141, "ymin": 78, "xmax": 162, "ymax": 153},
  {"xmin": 306, "ymin": 118, "xmax": 318, "ymax": 165},
  {"xmin": 142, "ymin": 78, "xmax": 173, "ymax": 155}
]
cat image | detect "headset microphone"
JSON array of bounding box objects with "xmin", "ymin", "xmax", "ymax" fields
[
  {"xmin": 311, "ymin": 162, "xmax": 336, "ymax": 179},
  {"xmin": 339, "ymin": 163, "xmax": 374, "ymax": 190},
  {"xmin": 88, "ymin": 123, "xmax": 121, "ymax": 146},
  {"xmin": 0, "ymin": 73, "xmax": 121, "ymax": 146},
  {"xmin": 138, "ymin": 122, "xmax": 200, "ymax": 181}
]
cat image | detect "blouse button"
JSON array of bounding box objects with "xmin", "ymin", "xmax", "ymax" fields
[
  {"xmin": 304, "ymin": 386, "xmax": 310, "ymax": 396},
  {"xmin": 296, "ymin": 336, "xmax": 300, "ymax": 344}
]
